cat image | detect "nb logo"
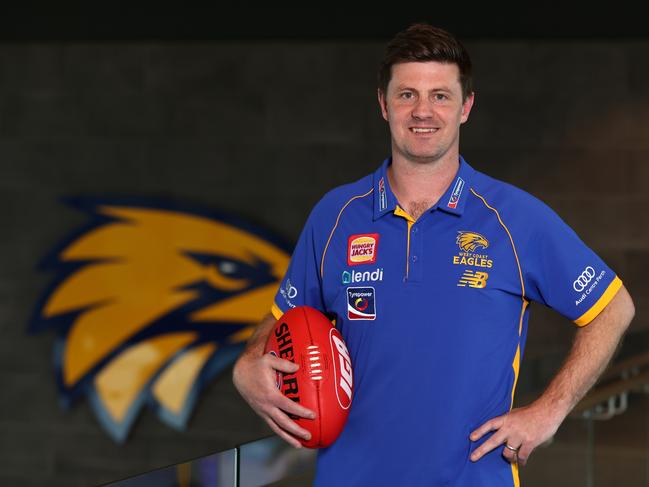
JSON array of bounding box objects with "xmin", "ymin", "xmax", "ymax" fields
[
  {"xmin": 457, "ymin": 270, "xmax": 489, "ymax": 289},
  {"xmin": 573, "ymin": 266, "xmax": 596, "ymax": 292}
]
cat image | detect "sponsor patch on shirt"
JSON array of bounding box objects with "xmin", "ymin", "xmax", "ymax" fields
[
  {"xmin": 379, "ymin": 177, "xmax": 387, "ymax": 211},
  {"xmin": 347, "ymin": 286, "xmax": 376, "ymax": 320},
  {"xmin": 342, "ymin": 268, "xmax": 383, "ymax": 284},
  {"xmin": 279, "ymin": 278, "xmax": 298, "ymax": 308},
  {"xmin": 574, "ymin": 267, "xmax": 606, "ymax": 306},
  {"xmin": 348, "ymin": 233, "xmax": 379, "ymax": 266},
  {"xmin": 447, "ymin": 177, "xmax": 465, "ymax": 209}
]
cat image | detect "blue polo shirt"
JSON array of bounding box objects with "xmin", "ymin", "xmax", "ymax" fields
[{"xmin": 271, "ymin": 156, "xmax": 622, "ymax": 487}]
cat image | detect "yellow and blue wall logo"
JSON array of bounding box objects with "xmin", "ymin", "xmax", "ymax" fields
[{"xmin": 29, "ymin": 197, "xmax": 290, "ymax": 443}]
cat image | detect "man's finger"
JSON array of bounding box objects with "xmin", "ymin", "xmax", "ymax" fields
[
  {"xmin": 501, "ymin": 443, "xmax": 520, "ymax": 464},
  {"xmin": 516, "ymin": 443, "xmax": 533, "ymax": 466},
  {"xmin": 263, "ymin": 415, "xmax": 303, "ymax": 449},
  {"xmin": 470, "ymin": 430, "xmax": 506, "ymax": 462},
  {"xmin": 264, "ymin": 353, "xmax": 300, "ymax": 374},
  {"xmin": 269, "ymin": 407, "xmax": 312, "ymax": 441},
  {"xmin": 470, "ymin": 415, "xmax": 505, "ymax": 442},
  {"xmin": 276, "ymin": 393, "xmax": 316, "ymax": 420}
]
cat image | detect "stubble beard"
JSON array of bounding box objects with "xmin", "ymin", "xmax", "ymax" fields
[{"xmin": 394, "ymin": 137, "xmax": 447, "ymax": 166}]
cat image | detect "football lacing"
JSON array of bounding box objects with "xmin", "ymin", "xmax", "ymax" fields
[{"xmin": 307, "ymin": 345, "xmax": 323, "ymax": 380}]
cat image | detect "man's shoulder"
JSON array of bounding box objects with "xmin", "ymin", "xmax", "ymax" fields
[
  {"xmin": 470, "ymin": 168, "xmax": 553, "ymax": 216},
  {"xmin": 469, "ymin": 167, "xmax": 569, "ymax": 240},
  {"xmin": 311, "ymin": 172, "xmax": 374, "ymax": 219}
]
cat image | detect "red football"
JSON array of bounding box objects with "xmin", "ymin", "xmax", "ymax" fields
[{"xmin": 264, "ymin": 305, "xmax": 353, "ymax": 448}]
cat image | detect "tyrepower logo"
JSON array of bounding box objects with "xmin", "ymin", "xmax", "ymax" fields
[
  {"xmin": 347, "ymin": 234, "xmax": 379, "ymax": 266},
  {"xmin": 573, "ymin": 266, "xmax": 596, "ymax": 292},
  {"xmin": 330, "ymin": 329, "xmax": 353, "ymax": 409},
  {"xmin": 347, "ymin": 287, "xmax": 376, "ymax": 320}
]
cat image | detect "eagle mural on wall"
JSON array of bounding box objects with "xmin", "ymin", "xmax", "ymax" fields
[{"xmin": 30, "ymin": 198, "xmax": 290, "ymax": 443}]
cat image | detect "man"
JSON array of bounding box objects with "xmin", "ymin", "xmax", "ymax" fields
[{"xmin": 233, "ymin": 23, "xmax": 635, "ymax": 486}]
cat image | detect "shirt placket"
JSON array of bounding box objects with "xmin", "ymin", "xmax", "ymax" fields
[{"xmin": 394, "ymin": 206, "xmax": 424, "ymax": 283}]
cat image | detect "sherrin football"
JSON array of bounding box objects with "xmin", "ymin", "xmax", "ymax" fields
[{"xmin": 264, "ymin": 305, "xmax": 353, "ymax": 448}]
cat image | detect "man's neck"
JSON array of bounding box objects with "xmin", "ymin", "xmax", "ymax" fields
[{"xmin": 387, "ymin": 152, "xmax": 460, "ymax": 219}]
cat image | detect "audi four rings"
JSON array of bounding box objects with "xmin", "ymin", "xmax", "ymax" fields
[{"xmin": 573, "ymin": 266, "xmax": 596, "ymax": 292}]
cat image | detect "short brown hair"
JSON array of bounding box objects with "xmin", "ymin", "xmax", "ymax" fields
[{"xmin": 378, "ymin": 23, "xmax": 473, "ymax": 101}]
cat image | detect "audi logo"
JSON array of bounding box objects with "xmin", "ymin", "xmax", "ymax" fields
[
  {"xmin": 573, "ymin": 266, "xmax": 596, "ymax": 292},
  {"xmin": 285, "ymin": 279, "xmax": 298, "ymax": 299}
]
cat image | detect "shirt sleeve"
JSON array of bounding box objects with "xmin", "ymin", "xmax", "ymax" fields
[
  {"xmin": 271, "ymin": 205, "xmax": 326, "ymax": 320},
  {"xmin": 520, "ymin": 200, "xmax": 622, "ymax": 326}
]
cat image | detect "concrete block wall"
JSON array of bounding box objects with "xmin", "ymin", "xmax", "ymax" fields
[{"xmin": 0, "ymin": 39, "xmax": 647, "ymax": 486}]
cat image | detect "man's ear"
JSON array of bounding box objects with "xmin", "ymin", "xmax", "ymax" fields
[
  {"xmin": 377, "ymin": 89, "xmax": 388, "ymax": 121},
  {"xmin": 460, "ymin": 92, "xmax": 475, "ymax": 124}
]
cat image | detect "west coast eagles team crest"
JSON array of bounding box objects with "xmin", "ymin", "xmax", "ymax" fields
[
  {"xmin": 456, "ymin": 231, "xmax": 489, "ymax": 252},
  {"xmin": 30, "ymin": 198, "xmax": 290, "ymax": 443}
]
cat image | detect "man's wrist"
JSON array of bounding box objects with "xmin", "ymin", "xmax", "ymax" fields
[{"xmin": 533, "ymin": 392, "xmax": 573, "ymax": 425}]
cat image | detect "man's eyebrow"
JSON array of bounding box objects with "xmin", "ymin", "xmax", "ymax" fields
[{"xmin": 394, "ymin": 85, "xmax": 454, "ymax": 93}]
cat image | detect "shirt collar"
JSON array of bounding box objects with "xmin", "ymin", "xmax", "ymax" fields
[{"xmin": 372, "ymin": 155, "xmax": 475, "ymax": 220}]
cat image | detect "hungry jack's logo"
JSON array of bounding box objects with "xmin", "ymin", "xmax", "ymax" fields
[
  {"xmin": 30, "ymin": 197, "xmax": 290, "ymax": 443},
  {"xmin": 348, "ymin": 234, "xmax": 379, "ymax": 266}
]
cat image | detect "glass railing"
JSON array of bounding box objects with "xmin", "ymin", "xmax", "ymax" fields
[
  {"xmin": 103, "ymin": 436, "xmax": 316, "ymax": 487},
  {"xmin": 103, "ymin": 348, "xmax": 649, "ymax": 487}
]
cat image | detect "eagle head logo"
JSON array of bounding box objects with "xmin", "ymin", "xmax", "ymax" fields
[
  {"xmin": 30, "ymin": 198, "xmax": 290, "ymax": 443},
  {"xmin": 456, "ymin": 231, "xmax": 489, "ymax": 253}
]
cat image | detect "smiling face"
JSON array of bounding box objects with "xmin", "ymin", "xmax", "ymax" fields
[{"xmin": 378, "ymin": 61, "xmax": 474, "ymax": 165}]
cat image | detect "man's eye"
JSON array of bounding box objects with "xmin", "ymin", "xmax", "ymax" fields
[
  {"xmin": 400, "ymin": 92, "xmax": 414, "ymax": 99},
  {"xmin": 434, "ymin": 93, "xmax": 448, "ymax": 101}
]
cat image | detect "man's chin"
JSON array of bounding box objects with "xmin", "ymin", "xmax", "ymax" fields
[{"xmin": 404, "ymin": 151, "xmax": 445, "ymax": 164}]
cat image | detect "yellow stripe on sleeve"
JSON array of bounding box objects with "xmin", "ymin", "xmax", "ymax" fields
[
  {"xmin": 271, "ymin": 302, "xmax": 284, "ymax": 320},
  {"xmin": 574, "ymin": 276, "xmax": 622, "ymax": 326}
]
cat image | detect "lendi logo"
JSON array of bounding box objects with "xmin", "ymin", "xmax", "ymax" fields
[{"xmin": 342, "ymin": 268, "xmax": 383, "ymax": 284}]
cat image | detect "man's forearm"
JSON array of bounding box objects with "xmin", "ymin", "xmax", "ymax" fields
[
  {"xmin": 534, "ymin": 285, "xmax": 635, "ymax": 421},
  {"xmin": 239, "ymin": 312, "xmax": 277, "ymax": 359}
]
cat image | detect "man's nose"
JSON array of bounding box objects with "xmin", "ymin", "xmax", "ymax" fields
[{"xmin": 411, "ymin": 98, "xmax": 435, "ymax": 118}]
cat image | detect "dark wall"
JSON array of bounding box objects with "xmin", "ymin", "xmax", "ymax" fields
[{"xmin": 1, "ymin": 39, "xmax": 647, "ymax": 486}]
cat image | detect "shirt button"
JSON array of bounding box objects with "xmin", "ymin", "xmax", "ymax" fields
[
  {"xmin": 403, "ymin": 276, "xmax": 408, "ymax": 283},
  {"xmin": 412, "ymin": 227, "xmax": 418, "ymax": 234},
  {"xmin": 412, "ymin": 255, "xmax": 418, "ymax": 262}
]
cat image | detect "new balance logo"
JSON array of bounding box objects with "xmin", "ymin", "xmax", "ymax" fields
[{"xmin": 457, "ymin": 270, "xmax": 489, "ymax": 289}]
